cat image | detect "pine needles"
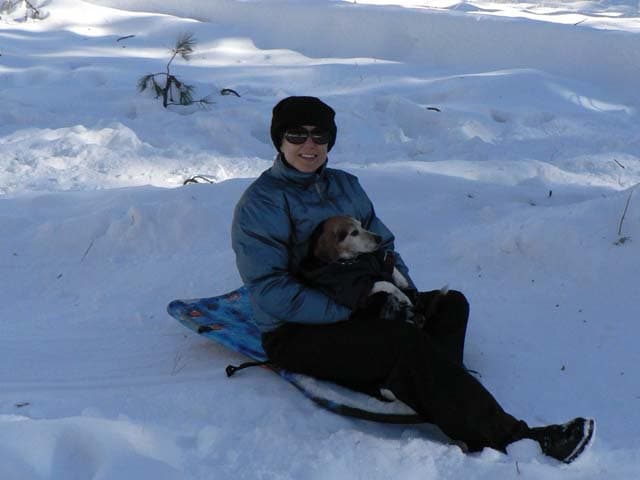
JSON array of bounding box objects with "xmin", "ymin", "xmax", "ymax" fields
[
  {"xmin": 138, "ymin": 33, "xmax": 212, "ymax": 108},
  {"xmin": 0, "ymin": 0, "xmax": 45, "ymax": 20}
]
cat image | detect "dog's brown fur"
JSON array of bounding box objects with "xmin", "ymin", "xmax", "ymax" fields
[{"xmin": 312, "ymin": 216, "xmax": 382, "ymax": 263}]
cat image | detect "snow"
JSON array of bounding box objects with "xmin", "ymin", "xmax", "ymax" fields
[{"xmin": 1, "ymin": 0, "xmax": 639, "ymax": 478}]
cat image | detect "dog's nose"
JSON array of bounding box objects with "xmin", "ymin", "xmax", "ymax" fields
[{"xmin": 373, "ymin": 234, "xmax": 382, "ymax": 244}]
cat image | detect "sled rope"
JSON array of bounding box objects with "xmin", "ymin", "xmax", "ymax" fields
[{"xmin": 226, "ymin": 360, "xmax": 271, "ymax": 377}]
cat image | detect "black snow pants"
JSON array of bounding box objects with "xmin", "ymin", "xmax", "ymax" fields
[{"xmin": 262, "ymin": 289, "xmax": 530, "ymax": 452}]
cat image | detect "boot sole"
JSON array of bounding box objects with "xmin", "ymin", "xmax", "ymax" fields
[{"xmin": 563, "ymin": 418, "xmax": 595, "ymax": 464}]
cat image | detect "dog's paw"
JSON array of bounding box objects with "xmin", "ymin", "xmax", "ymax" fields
[
  {"xmin": 405, "ymin": 309, "xmax": 427, "ymax": 329},
  {"xmin": 391, "ymin": 267, "xmax": 410, "ymax": 289},
  {"xmin": 371, "ymin": 281, "xmax": 413, "ymax": 306},
  {"xmin": 394, "ymin": 290, "xmax": 413, "ymax": 306},
  {"xmin": 379, "ymin": 295, "xmax": 418, "ymax": 324}
]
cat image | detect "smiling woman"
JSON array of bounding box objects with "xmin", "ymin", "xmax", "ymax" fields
[
  {"xmin": 269, "ymin": 96, "xmax": 337, "ymax": 174},
  {"xmin": 279, "ymin": 126, "xmax": 330, "ymax": 173}
]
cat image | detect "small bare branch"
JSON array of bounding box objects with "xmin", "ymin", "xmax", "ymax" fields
[
  {"xmin": 617, "ymin": 188, "xmax": 635, "ymax": 237},
  {"xmin": 614, "ymin": 159, "xmax": 626, "ymax": 169},
  {"xmin": 171, "ymin": 351, "xmax": 187, "ymax": 375},
  {"xmin": 80, "ymin": 238, "xmax": 95, "ymax": 263}
]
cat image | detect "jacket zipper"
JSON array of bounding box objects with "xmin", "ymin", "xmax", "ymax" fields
[{"xmin": 314, "ymin": 179, "xmax": 324, "ymax": 200}]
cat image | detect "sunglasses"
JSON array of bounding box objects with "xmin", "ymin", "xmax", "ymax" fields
[{"xmin": 283, "ymin": 127, "xmax": 332, "ymax": 145}]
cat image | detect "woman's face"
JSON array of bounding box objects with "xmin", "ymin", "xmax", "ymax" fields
[{"xmin": 280, "ymin": 125, "xmax": 329, "ymax": 173}]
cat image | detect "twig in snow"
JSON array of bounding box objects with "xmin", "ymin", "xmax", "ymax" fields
[
  {"xmin": 220, "ymin": 88, "xmax": 241, "ymax": 97},
  {"xmin": 614, "ymin": 187, "xmax": 635, "ymax": 245},
  {"xmin": 183, "ymin": 174, "xmax": 216, "ymax": 185},
  {"xmin": 617, "ymin": 189, "xmax": 634, "ymax": 236},
  {"xmin": 171, "ymin": 351, "xmax": 187, "ymax": 375},
  {"xmin": 80, "ymin": 238, "xmax": 95, "ymax": 262}
]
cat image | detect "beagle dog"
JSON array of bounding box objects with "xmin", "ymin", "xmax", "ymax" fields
[{"xmin": 309, "ymin": 215, "xmax": 413, "ymax": 306}]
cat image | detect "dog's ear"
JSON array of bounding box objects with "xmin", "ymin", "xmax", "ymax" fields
[
  {"xmin": 309, "ymin": 220, "xmax": 340, "ymax": 263},
  {"xmin": 308, "ymin": 220, "xmax": 326, "ymax": 253},
  {"xmin": 314, "ymin": 237, "xmax": 338, "ymax": 263}
]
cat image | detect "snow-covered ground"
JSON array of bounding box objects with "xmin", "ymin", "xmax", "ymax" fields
[{"xmin": 1, "ymin": 0, "xmax": 639, "ymax": 478}]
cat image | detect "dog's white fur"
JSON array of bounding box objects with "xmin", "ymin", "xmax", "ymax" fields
[{"xmin": 311, "ymin": 216, "xmax": 413, "ymax": 306}]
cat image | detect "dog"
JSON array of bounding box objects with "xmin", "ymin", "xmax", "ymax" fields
[
  {"xmin": 306, "ymin": 215, "xmax": 414, "ymax": 308},
  {"xmin": 302, "ymin": 216, "xmax": 452, "ymax": 403}
]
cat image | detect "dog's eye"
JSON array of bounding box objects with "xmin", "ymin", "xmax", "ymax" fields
[{"xmin": 350, "ymin": 230, "xmax": 359, "ymax": 237}]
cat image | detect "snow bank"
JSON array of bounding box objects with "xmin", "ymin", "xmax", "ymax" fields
[
  {"xmin": 0, "ymin": 414, "xmax": 184, "ymax": 480},
  {"xmin": 87, "ymin": 0, "xmax": 640, "ymax": 93}
]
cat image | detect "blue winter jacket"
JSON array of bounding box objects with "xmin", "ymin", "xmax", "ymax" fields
[{"xmin": 231, "ymin": 154, "xmax": 415, "ymax": 332}]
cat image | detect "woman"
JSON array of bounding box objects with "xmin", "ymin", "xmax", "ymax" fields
[{"xmin": 231, "ymin": 96, "xmax": 593, "ymax": 463}]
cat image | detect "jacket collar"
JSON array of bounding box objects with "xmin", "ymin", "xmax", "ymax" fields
[{"xmin": 270, "ymin": 153, "xmax": 327, "ymax": 187}]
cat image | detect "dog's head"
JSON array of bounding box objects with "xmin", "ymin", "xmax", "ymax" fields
[{"xmin": 309, "ymin": 216, "xmax": 382, "ymax": 263}]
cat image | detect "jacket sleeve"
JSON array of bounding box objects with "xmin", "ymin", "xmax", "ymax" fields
[
  {"xmin": 232, "ymin": 188, "xmax": 352, "ymax": 325},
  {"xmin": 352, "ymin": 178, "xmax": 417, "ymax": 289}
]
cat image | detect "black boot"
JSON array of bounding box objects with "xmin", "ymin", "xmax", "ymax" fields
[{"xmin": 528, "ymin": 417, "xmax": 595, "ymax": 464}]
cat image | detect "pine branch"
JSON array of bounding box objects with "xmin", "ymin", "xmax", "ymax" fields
[
  {"xmin": 138, "ymin": 31, "xmax": 205, "ymax": 109},
  {"xmin": 174, "ymin": 32, "xmax": 196, "ymax": 61},
  {"xmin": 0, "ymin": 0, "xmax": 20, "ymax": 14},
  {"xmin": 151, "ymin": 77, "xmax": 163, "ymax": 98},
  {"xmin": 163, "ymin": 75, "xmax": 174, "ymax": 108},
  {"xmin": 166, "ymin": 33, "xmax": 196, "ymax": 73},
  {"xmin": 24, "ymin": 0, "xmax": 40, "ymax": 18},
  {"xmin": 137, "ymin": 74, "xmax": 154, "ymax": 92},
  {"xmin": 179, "ymin": 84, "xmax": 195, "ymax": 106}
]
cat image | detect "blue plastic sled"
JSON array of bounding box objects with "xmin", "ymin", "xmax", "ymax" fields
[{"xmin": 167, "ymin": 286, "xmax": 426, "ymax": 423}]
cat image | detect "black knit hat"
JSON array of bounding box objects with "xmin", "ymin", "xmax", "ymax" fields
[{"xmin": 270, "ymin": 96, "xmax": 337, "ymax": 152}]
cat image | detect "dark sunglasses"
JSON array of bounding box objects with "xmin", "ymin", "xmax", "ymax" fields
[{"xmin": 283, "ymin": 127, "xmax": 331, "ymax": 145}]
